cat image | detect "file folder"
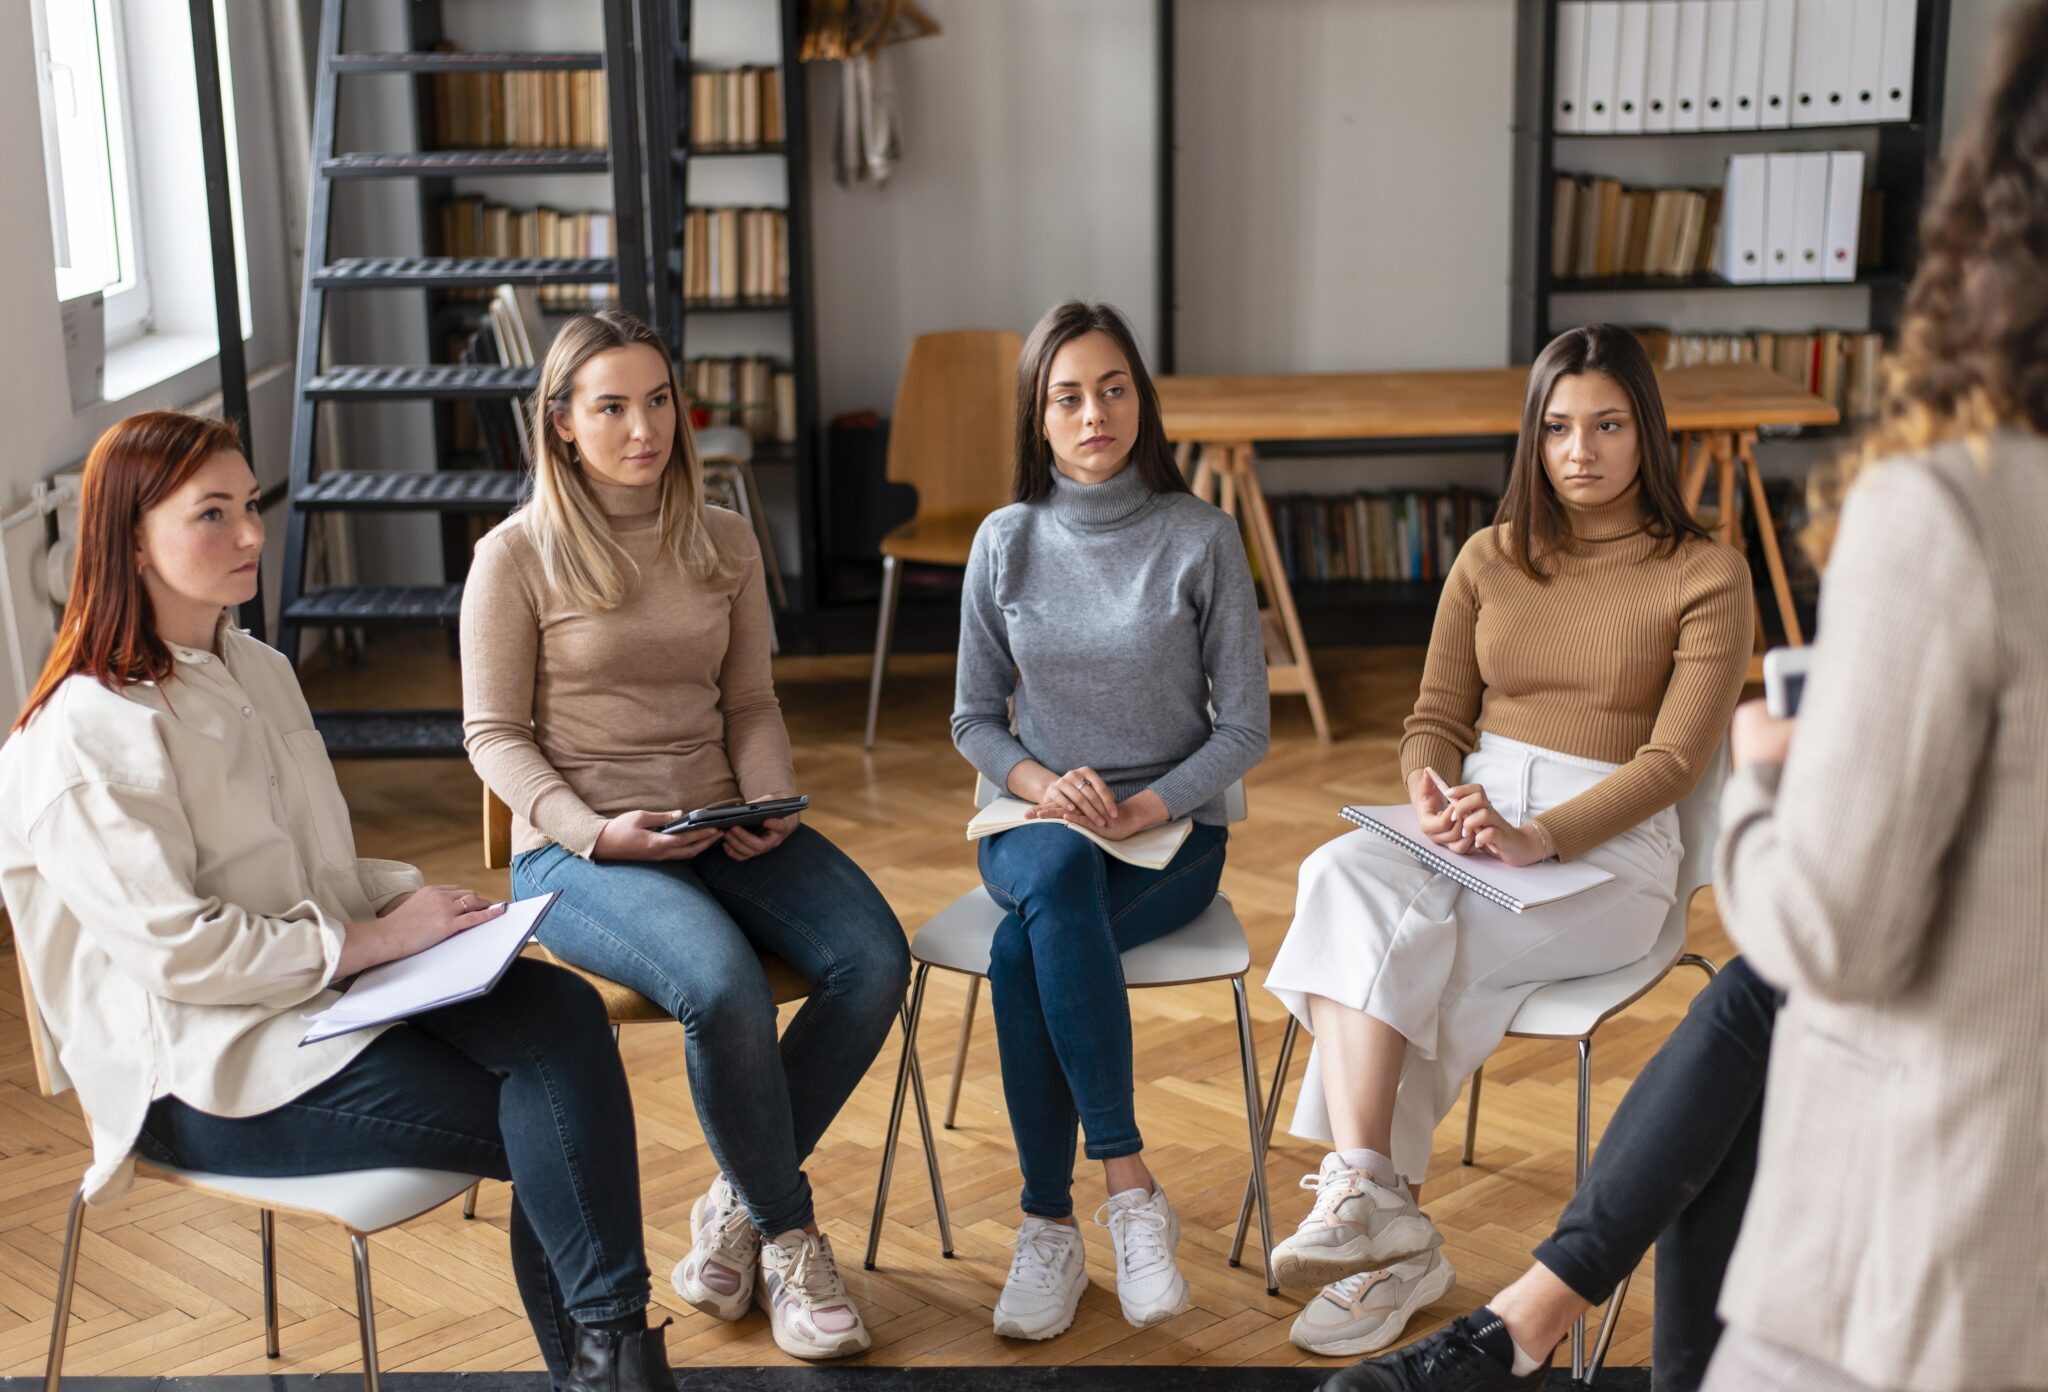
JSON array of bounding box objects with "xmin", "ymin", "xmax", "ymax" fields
[
  {"xmin": 1646, "ymin": 1, "xmax": 1682, "ymax": 131},
  {"xmin": 1720, "ymin": 153, "xmax": 1770, "ymax": 284},
  {"xmin": 1759, "ymin": 0, "xmax": 1797, "ymax": 127},
  {"xmin": 1794, "ymin": 0, "xmax": 1853, "ymax": 127},
  {"xmin": 1673, "ymin": 1, "xmax": 1710, "ymax": 131},
  {"xmin": 1583, "ymin": 2, "xmax": 1622, "ymax": 133},
  {"xmin": 1764, "ymin": 152, "xmax": 1801, "ymax": 281},
  {"xmin": 1615, "ymin": 2, "xmax": 1652, "ymax": 132},
  {"xmin": 1702, "ymin": 0, "xmax": 1738, "ymax": 129},
  {"xmin": 1792, "ymin": 150, "xmax": 1832, "ymax": 279},
  {"xmin": 1556, "ymin": 2, "xmax": 1590, "ymax": 133},
  {"xmin": 1848, "ymin": 0, "xmax": 1886, "ymax": 119},
  {"xmin": 1730, "ymin": 0, "xmax": 1766, "ymax": 127},
  {"xmin": 1879, "ymin": 0, "xmax": 1916, "ymax": 121},
  {"xmin": 1822, "ymin": 149, "xmax": 1865, "ymax": 281}
]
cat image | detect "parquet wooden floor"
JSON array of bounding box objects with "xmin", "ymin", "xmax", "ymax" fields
[{"xmin": 0, "ymin": 638, "xmax": 1734, "ymax": 1377}]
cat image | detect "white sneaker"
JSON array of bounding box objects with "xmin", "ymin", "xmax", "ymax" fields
[
  {"xmin": 671, "ymin": 1175, "xmax": 757, "ymax": 1322},
  {"xmin": 1289, "ymin": 1249, "xmax": 1458, "ymax": 1356},
  {"xmin": 1095, "ymin": 1186, "xmax": 1190, "ymax": 1328},
  {"xmin": 1270, "ymin": 1152, "xmax": 1443, "ymax": 1289},
  {"xmin": 756, "ymin": 1229, "xmax": 871, "ymax": 1360},
  {"xmin": 992, "ymin": 1216, "xmax": 1089, "ymax": 1340}
]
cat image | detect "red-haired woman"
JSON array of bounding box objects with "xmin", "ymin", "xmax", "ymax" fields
[{"xmin": 0, "ymin": 412, "xmax": 666, "ymax": 1392}]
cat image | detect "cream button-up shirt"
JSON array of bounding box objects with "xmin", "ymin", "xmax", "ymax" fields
[{"xmin": 0, "ymin": 623, "xmax": 423, "ymax": 1202}]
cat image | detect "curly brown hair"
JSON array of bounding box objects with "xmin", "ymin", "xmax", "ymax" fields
[{"xmin": 1807, "ymin": 0, "xmax": 2048, "ymax": 564}]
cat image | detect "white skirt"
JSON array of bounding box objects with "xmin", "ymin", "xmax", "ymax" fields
[{"xmin": 1263, "ymin": 732, "xmax": 1681, "ymax": 1184}]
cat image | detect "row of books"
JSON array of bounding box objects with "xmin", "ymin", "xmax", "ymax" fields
[
  {"xmin": 1554, "ymin": 169, "xmax": 1881, "ymax": 281},
  {"xmin": 1554, "ymin": 175, "xmax": 1722, "ymax": 280},
  {"xmin": 431, "ymin": 60, "xmax": 609, "ymax": 150},
  {"xmin": 1269, "ymin": 490, "xmax": 1500, "ymax": 586},
  {"xmin": 437, "ymin": 197, "xmax": 617, "ymax": 308},
  {"xmin": 1633, "ymin": 326, "xmax": 1886, "ymax": 421},
  {"xmin": 679, "ymin": 207, "xmax": 790, "ymax": 305},
  {"xmin": 684, "ymin": 356, "xmax": 798, "ymax": 444},
  {"xmin": 688, "ymin": 67, "xmax": 786, "ymax": 148}
]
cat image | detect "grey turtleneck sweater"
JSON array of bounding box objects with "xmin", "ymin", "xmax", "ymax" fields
[{"xmin": 951, "ymin": 465, "xmax": 1270, "ymax": 825}]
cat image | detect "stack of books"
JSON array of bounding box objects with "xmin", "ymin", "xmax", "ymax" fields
[
  {"xmin": 431, "ymin": 57, "xmax": 608, "ymax": 149},
  {"xmin": 1267, "ymin": 490, "xmax": 1498, "ymax": 586},
  {"xmin": 689, "ymin": 67, "xmax": 785, "ymax": 148},
  {"xmin": 1553, "ymin": 176, "xmax": 1722, "ymax": 280},
  {"xmin": 1634, "ymin": 327, "xmax": 1885, "ymax": 422},
  {"xmin": 683, "ymin": 356, "xmax": 798, "ymax": 444},
  {"xmin": 680, "ymin": 208, "xmax": 789, "ymax": 305},
  {"xmin": 438, "ymin": 198, "xmax": 616, "ymax": 310}
]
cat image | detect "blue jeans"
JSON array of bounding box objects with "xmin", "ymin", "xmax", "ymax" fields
[
  {"xmin": 138, "ymin": 960, "xmax": 648, "ymax": 1386},
  {"xmin": 512, "ymin": 824, "xmax": 910, "ymax": 1237},
  {"xmin": 977, "ymin": 821, "xmax": 1228, "ymax": 1219}
]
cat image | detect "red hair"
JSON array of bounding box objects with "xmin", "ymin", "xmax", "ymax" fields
[{"xmin": 14, "ymin": 410, "xmax": 245, "ymax": 731}]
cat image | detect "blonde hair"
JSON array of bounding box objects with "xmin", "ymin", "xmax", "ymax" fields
[{"xmin": 520, "ymin": 310, "xmax": 732, "ymax": 610}]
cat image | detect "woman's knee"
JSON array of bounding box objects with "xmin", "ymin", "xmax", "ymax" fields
[
  {"xmin": 502, "ymin": 959, "xmax": 612, "ymax": 1041},
  {"xmin": 675, "ymin": 970, "xmax": 779, "ymax": 1042}
]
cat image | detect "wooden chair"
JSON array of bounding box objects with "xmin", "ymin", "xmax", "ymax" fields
[
  {"xmin": 478, "ymin": 786, "xmax": 950, "ymax": 1234},
  {"xmin": 863, "ymin": 329, "xmax": 1023, "ymax": 750}
]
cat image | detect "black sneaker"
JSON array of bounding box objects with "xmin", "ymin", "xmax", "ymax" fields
[{"xmin": 1316, "ymin": 1315, "xmax": 1550, "ymax": 1391}]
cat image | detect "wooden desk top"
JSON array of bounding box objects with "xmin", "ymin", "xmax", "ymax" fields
[{"xmin": 1155, "ymin": 361, "xmax": 1840, "ymax": 442}]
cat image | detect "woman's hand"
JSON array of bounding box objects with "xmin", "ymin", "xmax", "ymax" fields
[
  {"xmin": 1446, "ymin": 787, "xmax": 1558, "ymax": 867},
  {"xmin": 340, "ymin": 885, "xmax": 504, "ymax": 976},
  {"xmin": 1029, "ymin": 788, "xmax": 1169, "ymax": 842},
  {"xmin": 593, "ymin": 810, "xmax": 724, "ymax": 862},
  {"xmin": 723, "ymin": 811, "xmax": 799, "ymax": 861},
  {"xmin": 1408, "ymin": 768, "xmax": 1477, "ymax": 854},
  {"xmin": 1731, "ymin": 699, "xmax": 1797, "ymax": 770},
  {"xmin": 1025, "ymin": 765, "xmax": 1118, "ymax": 831}
]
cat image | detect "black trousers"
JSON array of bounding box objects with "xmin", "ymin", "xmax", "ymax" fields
[{"xmin": 1532, "ymin": 955, "xmax": 1783, "ymax": 1392}]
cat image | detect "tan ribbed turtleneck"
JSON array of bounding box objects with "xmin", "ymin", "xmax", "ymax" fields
[
  {"xmin": 1400, "ymin": 485, "xmax": 1753, "ymax": 861},
  {"xmin": 460, "ymin": 478, "xmax": 794, "ymax": 858}
]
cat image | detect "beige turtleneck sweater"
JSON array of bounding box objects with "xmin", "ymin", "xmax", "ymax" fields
[
  {"xmin": 1400, "ymin": 485, "xmax": 1753, "ymax": 861},
  {"xmin": 460, "ymin": 478, "xmax": 794, "ymax": 858}
]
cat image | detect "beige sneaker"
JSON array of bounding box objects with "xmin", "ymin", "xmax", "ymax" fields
[
  {"xmin": 756, "ymin": 1229, "xmax": 871, "ymax": 1360},
  {"xmin": 1289, "ymin": 1248, "xmax": 1457, "ymax": 1356},
  {"xmin": 1270, "ymin": 1152, "xmax": 1443, "ymax": 1288},
  {"xmin": 670, "ymin": 1175, "xmax": 756, "ymax": 1322}
]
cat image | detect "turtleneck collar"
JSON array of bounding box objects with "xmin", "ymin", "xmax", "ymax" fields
[
  {"xmin": 1563, "ymin": 480, "xmax": 1648, "ymax": 542},
  {"xmin": 1048, "ymin": 462, "xmax": 1155, "ymax": 531},
  {"xmin": 584, "ymin": 473, "xmax": 662, "ymax": 527}
]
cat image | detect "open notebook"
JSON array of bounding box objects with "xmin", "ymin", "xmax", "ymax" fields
[
  {"xmin": 1341, "ymin": 805, "xmax": 1613, "ymax": 913},
  {"xmin": 967, "ymin": 797, "xmax": 1193, "ymax": 871}
]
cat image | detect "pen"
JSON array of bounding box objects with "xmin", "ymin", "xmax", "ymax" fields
[{"xmin": 1426, "ymin": 768, "xmax": 1464, "ymax": 831}]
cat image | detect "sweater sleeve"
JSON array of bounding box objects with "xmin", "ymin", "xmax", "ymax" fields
[
  {"xmin": 1146, "ymin": 518, "xmax": 1271, "ymax": 819},
  {"xmin": 1400, "ymin": 540, "xmax": 1486, "ymax": 787},
  {"xmin": 950, "ymin": 516, "xmax": 1035, "ymax": 791},
  {"xmin": 715, "ymin": 522, "xmax": 797, "ymax": 802},
  {"xmin": 459, "ymin": 529, "xmax": 611, "ymax": 858},
  {"xmin": 1532, "ymin": 540, "xmax": 1754, "ymax": 861}
]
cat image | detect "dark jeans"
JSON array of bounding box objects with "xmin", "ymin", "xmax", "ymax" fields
[
  {"xmin": 138, "ymin": 960, "xmax": 649, "ymax": 1386},
  {"xmin": 978, "ymin": 821, "xmax": 1229, "ymax": 1219},
  {"xmin": 512, "ymin": 824, "xmax": 910, "ymax": 1237},
  {"xmin": 1533, "ymin": 955, "xmax": 1783, "ymax": 1392}
]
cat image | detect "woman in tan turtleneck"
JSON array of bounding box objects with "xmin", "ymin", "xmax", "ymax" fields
[{"xmin": 1259, "ymin": 324, "xmax": 1752, "ymax": 1358}]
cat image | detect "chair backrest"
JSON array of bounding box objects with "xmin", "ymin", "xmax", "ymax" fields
[
  {"xmin": 1665, "ymin": 739, "xmax": 1729, "ymax": 937},
  {"xmin": 691, "ymin": 424, "xmax": 753, "ymax": 465},
  {"xmin": 10, "ymin": 934, "xmax": 72, "ymax": 1098},
  {"xmin": 484, "ymin": 786, "xmax": 513, "ymax": 871},
  {"xmin": 886, "ymin": 330, "xmax": 1022, "ymax": 517},
  {"xmin": 972, "ymin": 772, "xmax": 1247, "ymax": 824}
]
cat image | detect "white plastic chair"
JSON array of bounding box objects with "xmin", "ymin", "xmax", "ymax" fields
[
  {"xmin": 862, "ymin": 774, "xmax": 1280, "ymax": 1293},
  {"xmin": 1231, "ymin": 743, "xmax": 1729, "ymax": 1384},
  {"xmin": 15, "ymin": 957, "xmax": 481, "ymax": 1392}
]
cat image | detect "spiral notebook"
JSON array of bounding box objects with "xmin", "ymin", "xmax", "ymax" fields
[{"xmin": 1340, "ymin": 805, "xmax": 1613, "ymax": 914}]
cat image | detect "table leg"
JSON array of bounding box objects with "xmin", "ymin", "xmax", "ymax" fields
[
  {"xmin": 1715, "ymin": 433, "xmax": 1740, "ymax": 548},
  {"xmin": 1738, "ymin": 431, "xmax": 1806, "ymax": 645},
  {"xmin": 1189, "ymin": 444, "xmax": 1219, "ymax": 505},
  {"xmin": 1230, "ymin": 445, "xmax": 1333, "ymax": 744},
  {"xmin": 1680, "ymin": 432, "xmax": 1710, "ymax": 511}
]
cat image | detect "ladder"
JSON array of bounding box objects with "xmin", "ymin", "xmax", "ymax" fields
[{"xmin": 281, "ymin": 0, "xmax": 650, "ymax": 756}]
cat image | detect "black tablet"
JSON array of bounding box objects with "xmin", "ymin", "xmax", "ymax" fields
[{"xmin": 659, "ymin": 795, "xmax": 809, "ymax": 835}]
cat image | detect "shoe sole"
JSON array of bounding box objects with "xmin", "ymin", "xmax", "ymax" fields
[
  {"xmin": 673, "ymin": 1196, "xmax": 753, "ymax": 1322},
  {"xmin": 1115, "ymin": 1205, "xmax": 1191, "ymax": 1329},
  {"xmin": 767, "ymin": 1327, "xmax": 872, "ymax": 1360},
  {"xmin": 993, "ymin": 1273, "xmax": 1089, "ymax": 1341},
  {"xmin": 1271, "ymin": 1222, "xmax": 1444, "ymax": 1290},
  {"xmin": 1289, "ymin": 1257, "xmax": 1459, "ymax": 1357}
]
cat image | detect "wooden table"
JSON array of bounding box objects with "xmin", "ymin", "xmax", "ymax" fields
[{"xmin": 1156, "ymin": 362, "xmax": 1840, "ymax": 741}]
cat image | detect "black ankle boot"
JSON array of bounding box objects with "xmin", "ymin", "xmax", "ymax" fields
[{"xmin": 564, "ymin": 1317, "xmax": 674, "ymax": 1392}]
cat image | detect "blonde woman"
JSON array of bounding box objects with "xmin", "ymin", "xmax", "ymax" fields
[{"xmin": 461, "ymin": 311, "xmax": 909, "ymax": 1361}]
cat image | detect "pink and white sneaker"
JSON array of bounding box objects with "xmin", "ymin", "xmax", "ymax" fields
[
  {"xmin": 671, "ymin": 1175, "xmax": 757, "ymax": 1321},
  {"xmin": 756, "ymin": 1229, "xmax": 871, "ymax": 1360}
]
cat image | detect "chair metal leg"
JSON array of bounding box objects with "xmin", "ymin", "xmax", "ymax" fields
[
  {"xmin": 1584, "ymin": 1268, "xmax": 1632, "ymax": 1386},
  {"xmin": 864, "ymin": 962, "xmax": 930, "ymax": 1269},
  {"xmin": 1462, "ymin": 1063, "xmax": 1485, "ymax": 1165},
  {"xmin": 351, "ymin": 1233, "xmax": 382, "ymax": 1392},
  {"xmin": 260, "ymin": 1209, "xmax": 280, "ymax": 1358},
  {"xmin": 1230, "ymin": 1013, "xmax": 1299, "ymax": 1267},
  {"xmin": 863, "ymin": 555, "xmax": 902, "ymax": 751},
  {"xmin": 1231, "ymin": 979, "xmax": 1279, "ymax": 1294},
  {"xmin": 462, "ymin": 1181, "xmax": 480, "ymax": 1220},
  {"xmin": 905, "ymin": 1037, "xmax": 953, "ymax": 1257},
  {"xmin": 1571, "ymin": 1037, "xmax": 1593, "ymax": 1383},
  {"xmin": 41, "ymin": 1187, "xmax": 85, "ymax": 1392},
  {"xmin": 1678, "ymin": 951, "xmax": 1719, "ymax": 982},
  {"xmin": 943, "ymin": 975, "xmax": 979, "ymax": 1128}
]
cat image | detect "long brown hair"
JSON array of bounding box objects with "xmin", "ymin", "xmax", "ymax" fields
[
  {"xmin": 14, "ymin": 411, "xmax": 244, "ymax": 731},
  {"xmin": 1807, "ymin": 0, "xmax": 2048, "ymax": 565},
  {"xmin": 1495, "ymin": 324, "xmax": 1709, "ymax": 578},
  {"xmin": 1012, "ymin": 301, "xmax": 1189, "ymax": 504}
]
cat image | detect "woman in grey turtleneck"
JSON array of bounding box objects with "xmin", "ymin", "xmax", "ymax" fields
[{"xmin": 950, "ymin": 300, "xmax": 1269, "ymax": 1341}]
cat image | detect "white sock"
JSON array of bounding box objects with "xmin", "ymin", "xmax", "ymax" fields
[
  {"xmin": 1109, "ymin": 1184, "xmax": 1152, "ymax": 1206},
  {"xmin": 1337, "ymin": 1147, "xmax": 1403, "ymax": 1191},
  {"xmin": 1509, "ymin": 1337, "xmax": 1546, "ymax": 1376}
]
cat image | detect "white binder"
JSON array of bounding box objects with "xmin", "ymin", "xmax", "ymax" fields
[
  {"xmin": 1764, "ymin": 152, "xmax": 1802, "ymax": 281},
  {"xmin": 1822, "ymin": 149, "xmax": 1865, "ymax": 281},
  {"xmin": 1646, "ymin": 1, "xmax": 1683, "ymax": 131},
  {"xmin": 1792, "ymin": 150, "xmax": 1832, "ymax": 279},
  {"xmin": 1556, "ymin": 2, "xmax": 1591, "ymax": 133},
  {"xmin": 1879, "ymin": 0, "xmax": 1916, "ymax": 121},
  {"xmin": 1673, "ymin": 1, "xmax": 1710, "ymax": 131},
  {"xmin": 1720, "ymin": 152, "xmax": 1770, "ymax": 283},
  {"xmin": 1729, "ymin": 0, "xmax": 1766, "ymax": 127},
  {"xmin": 1848, "ymin": 0, "xmax": 1887, "ymax": 120},
  {"xmin": 1615, "ymin": 2, "xmax": 1652, "ymax": 132},
  {"xmin": 1794, "ymin": 0, "xmax": 1853, "ymax": 127},
  {"xmin": 1583, "ymin": 2, "xmax": 1622, "ymax": 133},
  {"xmin": 1759, "ymin": 0, "xmax": 1797, "ymax": 127},
  {"xmin": 1701, "ymin": 0, "xmax": 1738, "ymax": 129}
]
